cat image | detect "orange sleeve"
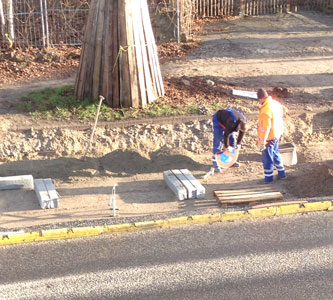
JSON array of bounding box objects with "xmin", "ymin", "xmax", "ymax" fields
[{"xmin": 257, "ymin": 112, "xmax": 271, "ymax": 145}]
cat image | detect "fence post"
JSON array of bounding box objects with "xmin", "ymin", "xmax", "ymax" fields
[
  {"xmin": 40, "ymin": 0, "xmax": 46, "ymax": 47},
  {"xmin": 7, "ymin": 0, "xmax": 14, "ymax": 42},
  {"xmin": 176, "ymin": 0, "xmax": 180, "ymax": 43},
  {"xmin": 286, "ymin": 0, "xmax": 291, "ymax": 12},
  {"xmin": 235, "ymin": 0, "xmax": 243, "ymax": 15},
  {"xmin": 0, "ymin": 0, "xmax": 5, "ymax": 36},
  {"xmin": 240, "ymin": 0, "xmax": 245, "ymax": 15},
  {"xmin": 43, "ymin": 0, "xmax": 50, "ymax": 47}
]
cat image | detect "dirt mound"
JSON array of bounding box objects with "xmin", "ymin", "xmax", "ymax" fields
[
  {"xmin": 99, "ymin": 147, "xmax": 208, "ymax": 176},
  {"xmin": 287, "ymin": 161, "xmax": 333, "ymax": 198}
]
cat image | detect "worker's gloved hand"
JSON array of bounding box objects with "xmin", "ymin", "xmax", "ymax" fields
[
  {"xmin": 227, "ymin": 146, "xmax": 233, "ymax": 152},
  {"xmin": 236, "ymin": 144, "xmax": 241, "ymax": 150},
  {"xmin": 258, "ymin": 145, "xmax": 265, "ymax": 152}
]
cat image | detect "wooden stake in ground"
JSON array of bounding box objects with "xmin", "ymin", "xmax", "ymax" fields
[
  {"xmin": 81, "ymin": 95, "xmax": 105, "ymax": 161},
  {"xmin": 75, "ymin": 0, "xmax": 164, "ymax": 108}
]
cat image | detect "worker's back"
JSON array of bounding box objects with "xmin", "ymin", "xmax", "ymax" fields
[{"xmin": 259, "ymin": 97, "xmax": 284, "ymax": 141}]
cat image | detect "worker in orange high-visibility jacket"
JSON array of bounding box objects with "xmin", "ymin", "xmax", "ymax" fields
[{"xmin": 257, "ymin": 88, "xmax": 286, "ymax": 183}]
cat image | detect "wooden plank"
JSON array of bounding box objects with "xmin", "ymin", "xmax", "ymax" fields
[
  {"xmin": 111, "ymin": 0, "xmax": 120, "ymax": 108},
  {"xmin": 214, "ymin": 187, "xmax": 280, "ymax": 195},
  {"xmin": 119, "ymin": 0, "xmax": 131, "ymax": 107},
  {"xmin": 215, "ymin": 192, "xmax": 283, "ymax": 204},
  {"xmin": 214, "ymin": 185, "xmax": 278, "ymax": 192},
  {"xmin": 215, "ymin": 187, "xmax": 278, "ymax": 194},
  {"xmin": 216, "ymin": 191, "xmax": 283, "ymax": 201},
  {"xmin": 215, "ymin": 189, "xmax": 279, "ymax": 197},
  {"xmin": 137, "ymin": 0, "xmax": 154, "ymax": 105},
  {"xmin": 146, "ymin": 0, "xmax": 164, "ymax": 97},
  {"xmin": 140, "ymin": 0, "xmax": 159, "ymax": 100},
  {"xmin": 75, "ymin": 0, "xmax": 98, "ymax": 100},
  {"xmin": 125, "ymin": 0, "xmax": 139, "ymax": 107},
  {"xmin": 101, "ymin": 0, "xmax": 112, "ymax": 103},
  {"xmin": 83, "ymin": 0, "xmax": 100, "ymax": 99},
  {"xmin": 141, "ymin": 0, "xmax": 164, "ymax": 99},
  {"xmin": 92, "ymin": 0, "xmax": 106, "ymax": 100},
  {"xmin": 132, "ymin": 0, "xmax": 147, "ymax": 106}
]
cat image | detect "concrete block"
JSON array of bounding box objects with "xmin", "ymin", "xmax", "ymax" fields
[
  {"xmin": 171, "ymin": 169, "xmax": 196, "ymax": 199},
  {"xmin": 34, "ymin": 178, "xmax": 59, "ymax": 209},
  {"xmin": 163, "ymin": 170, "xmax": 187, "ymax": 201},
  {"xmin": 0, "ymin": 175, "xmax": 34, "ymax": 190},
  {"xmin": 180, "ymin": 169, "xmax": 206, "ymax": 199},
  {"xmin": 163, "ymin": 169, "xmax": 206, "ymax": 200}
]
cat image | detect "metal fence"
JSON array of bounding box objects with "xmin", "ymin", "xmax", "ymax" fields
[
  {"xmin": 0, "ymin": 0, "xmax": 189, "ymax": 49},
  {"xmin": 192, "ymin": 0, "xmax": 333, "ymax": 17},
  {"xmin": 0, "ymin": 0, "xmax": 332, "ymax": 49},
  {"xmin": 0, "ymin": 0, "xmax": 89, "ymax": 49}
]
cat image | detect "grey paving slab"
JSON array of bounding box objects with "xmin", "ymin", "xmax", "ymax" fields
[
  {"xmin": 171, "ymin": 169, "xmax": 196, "ymax": 199},
  {"xmin": 34, "ymin": 178, "xmax": 59, "ymax": 209},
  {"xmin": 163, "ymin": 170, "xmax": 187, "ymax": 201},
  {"xmin": 0, "ymin": 175, "xmax": 34, "ymax": 190},
  {"xmin": 180, "ymin": 169, "xmax": 206, "ymax": 199}
]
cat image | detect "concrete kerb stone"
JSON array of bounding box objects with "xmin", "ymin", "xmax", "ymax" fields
[{"xmin": 0, "ymin": 200, "xmax": 332, "ymax": 246}]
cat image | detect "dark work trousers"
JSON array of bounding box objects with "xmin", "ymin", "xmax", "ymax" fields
[
  {"xmin": 212, "ymin": 113, "xmax": 236, "ymax": 169},
  {"xmin": 262, "ymin": 139, "xmax": 286, "ymax": 182}
]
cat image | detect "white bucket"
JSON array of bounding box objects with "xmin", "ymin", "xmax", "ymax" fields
[{"xmin": 279, "ymin": 143, "xmax": 297, "ymax": 166}]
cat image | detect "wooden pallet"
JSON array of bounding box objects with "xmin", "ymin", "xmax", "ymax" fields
[{"xmin": 214, "ymin": 184, "xmax": 283, "ymax": 206}]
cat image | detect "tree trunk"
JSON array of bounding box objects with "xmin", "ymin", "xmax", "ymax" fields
[{"xmin": 75, "ymin": 0, "xmax": 164, "ymax": 108}]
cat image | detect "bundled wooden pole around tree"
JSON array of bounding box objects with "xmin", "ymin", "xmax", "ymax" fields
[{"xmin": 75, "ymin": 0, "xmax": 164, "ymax": 108}]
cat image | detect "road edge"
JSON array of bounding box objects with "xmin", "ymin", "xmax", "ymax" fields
[{"xmin": 1, "ymin": 200, "xmax": 332, "ymax": 246}]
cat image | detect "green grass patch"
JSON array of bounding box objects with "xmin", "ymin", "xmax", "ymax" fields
[{"xmin": 16, "ymin": 85, "xmax": 220, "ymax": 122}]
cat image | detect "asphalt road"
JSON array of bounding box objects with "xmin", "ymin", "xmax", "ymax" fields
[{"xmin": 0, "ymin": 212, "xmax": 332, "ymax": 300}]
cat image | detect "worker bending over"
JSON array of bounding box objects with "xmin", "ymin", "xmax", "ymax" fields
[
  {"xmin": 257, "ymin": 88, "xmax": 286, "ymax": 183},
  {"xmin": 211, "ymin": 108, "xmax": 247, "ymax": 172}
]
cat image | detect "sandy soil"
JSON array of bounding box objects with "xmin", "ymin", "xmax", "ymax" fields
[{"xmin": 0, "ymin": 12, "xmax": 332, "ymax": 230}]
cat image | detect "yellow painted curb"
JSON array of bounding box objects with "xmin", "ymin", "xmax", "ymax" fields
[{"xmin": 1, "ymin": 200, "xmax": 332, "ymax": 246}]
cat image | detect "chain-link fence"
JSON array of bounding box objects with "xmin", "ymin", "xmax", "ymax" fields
[
  {"xmin": 0, "ymin": 0, "xmax": 192, "ymax": 50},
  {"xmin": 0, "ymin": 0, "xmax": 89, "ymax": 49},
  {"xmin": 150, "ymin": 0, "xmax": 193, "ymax": 43},
  {"xmin": 2, "ymin": 0, "xmax": 331, "ymax": 50}
]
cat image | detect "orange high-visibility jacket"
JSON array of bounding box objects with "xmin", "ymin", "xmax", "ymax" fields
[{"xmin": 257, "ymin": 96, "xmax": 284, "ymax": 145}]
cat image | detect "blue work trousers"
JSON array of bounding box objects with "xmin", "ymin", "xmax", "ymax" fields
[
  {"xmin": 212, "ymin": 113, "xmax": 236, "ymax": 168},
  {"xmin": 262, "ymin": 139, "xmax": 286, "ymax": 182}
]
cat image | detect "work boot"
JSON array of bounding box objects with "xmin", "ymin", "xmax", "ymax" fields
[
  {"xmin": 216, "ymin": 167, "xmax": 222, "ymax": 173},
  {"xmin": 232, "ymin": 161, "xmax": 241, "ymax": 168},
  {"xmin": 278, "ymin": 170, "xmax": 286, "ymax": 179}
]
